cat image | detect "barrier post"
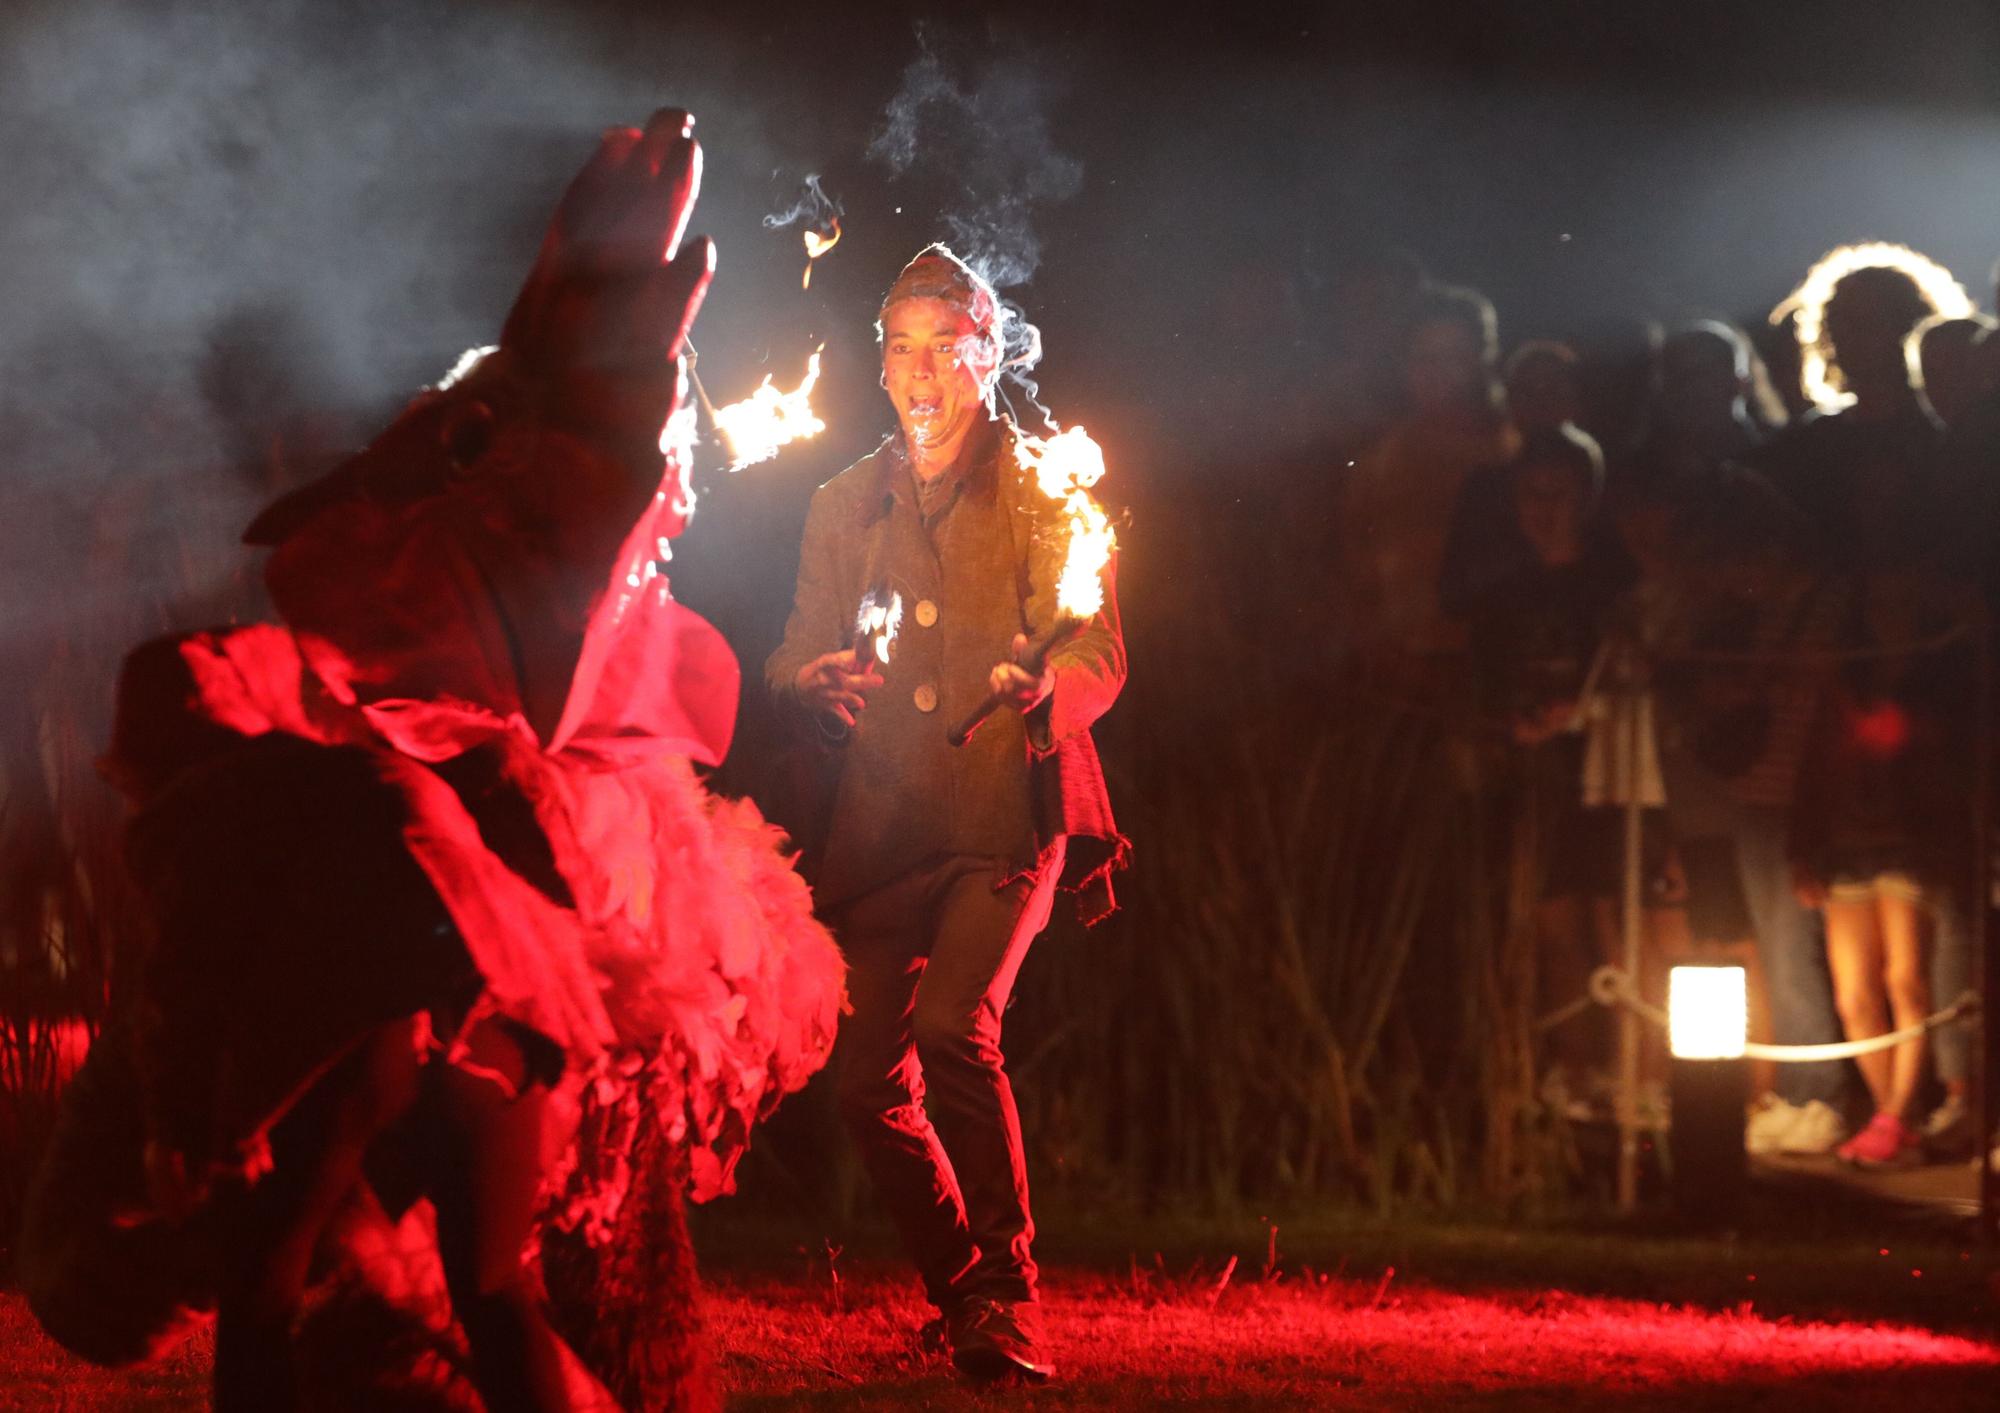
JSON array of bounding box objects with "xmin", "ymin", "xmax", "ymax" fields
[
  {"xmin": 1976, "ymin": 611, "xmax": 1995, "ymax": 1253},
  {"xmin": 1616, "ymin": 645, "xmax": 1645, "ymax": 1213},
  {"xmin": 1667, "ymin": 965, "xmax": 1750, "ymax": 1224}
]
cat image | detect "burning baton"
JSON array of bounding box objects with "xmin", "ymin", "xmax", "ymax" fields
[
  {"xmin": 672, "ymin": 225, "xmax": 839, "ymax": 469},
  {"xmin": 669, "ymin": 218, "xmax": 1117, "ymax": 742},
  {"xmin": 948, "ymin": 425, "xmax": 1115, "ymax": 747}
]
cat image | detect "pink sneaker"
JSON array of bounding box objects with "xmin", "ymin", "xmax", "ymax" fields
[{"xmin": 1837, "ymin": 1112, "xmax": 1921, "ymax": 1168}]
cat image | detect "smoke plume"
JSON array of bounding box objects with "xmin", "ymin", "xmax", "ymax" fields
[
  {"xmin": 762, "ymin": 172, "xmax": 842, "ymax": 235},
  {"xmin": 866, "ymin": 29, "xmax": 1084, "ymax": 292},
  {"xmin": 0, "ymin": 0, "xmax": 767, "ymax": 649}
]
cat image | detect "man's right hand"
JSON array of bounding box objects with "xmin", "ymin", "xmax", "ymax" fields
[{"xmin": 794, "ymin": 648, "xmax": 883, "ymax": 729}]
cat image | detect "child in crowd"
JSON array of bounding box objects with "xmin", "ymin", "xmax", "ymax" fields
[{"xmin": 1444, "ymin": 427, "xmax": 1637, "ymax": 1108}]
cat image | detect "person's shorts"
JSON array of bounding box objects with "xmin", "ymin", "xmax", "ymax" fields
[{"xmin": 1826, "ymin": 871, "xmax": 1924, "ymax": 905}]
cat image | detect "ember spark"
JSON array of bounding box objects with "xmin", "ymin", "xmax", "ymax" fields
[
  {"xmin": 854, "ymin": 588, "xmax": 903, "ymax": 668},
  {"xmin": 802, "ymin": 219, "xmax": 841, "ymax": 290}
]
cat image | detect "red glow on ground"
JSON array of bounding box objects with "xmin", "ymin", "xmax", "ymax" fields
[
  {"xmin": 702, "ymin": 1266, "xmax": 2000, "ymax": 1407},
  {"xmin": 8, "ymin": 1262, "xmax": 1999, "ymax": 1410}
]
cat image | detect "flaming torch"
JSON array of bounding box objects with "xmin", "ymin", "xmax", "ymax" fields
[
  {"xmin": 853, "ymin": 587, "xmax": 903, "ymax": 670},
  {"xmin": 802, "ymin": 218, "xmax": 841, "ymax": 290},
  {"xmin": 948, "ymin": 424, "xmax": 1115, "ymax": 747},
  {"xmin": 700, "ymin": 347, "xmax": 827, "ymax": 470}
]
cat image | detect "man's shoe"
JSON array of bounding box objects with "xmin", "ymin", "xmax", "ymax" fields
[
  {"xmin": 1744, "ymin": 1093, "xmax": 1801, "ymax": 1154},
  {"xmin": 1778, "ymin": 1100, "xmax": 1848, "ymax": 1155},
  {"xmin": 949, "ymin": 1296, "xmax": 1054, "ymax": 1383}
]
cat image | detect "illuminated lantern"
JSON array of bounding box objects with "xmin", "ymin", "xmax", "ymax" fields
[
  {"xmin": 1667, "ymin": 964, "xmax": 1750, "ymax": 1224},
  {"xmin": 1668, "ymin": 965, "xmax": 1748, "ymax": 1060}
]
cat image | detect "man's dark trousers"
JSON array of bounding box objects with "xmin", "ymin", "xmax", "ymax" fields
[{"xmin": 830, "ymin": 844, "xmax": 1064, "ymax": 1309}]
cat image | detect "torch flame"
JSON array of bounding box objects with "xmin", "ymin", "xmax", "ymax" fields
[
  {"xmin": 707, "ymin": 348, "xmax": 827, "ymax": 469},
  {"xmin": 802, "ymin": 218, "xmax": 841, "ymax": 290},
  {"xmin": 1015, "ymin": 425, "xmax": 1116, "ymax": 619},
  {"xmin": 1772, "ymin": 241, "xmax": 1973, "ymax": 411},
  {"xmin": 855, "ymin": 588, "xmax": 903, "ymax": 667}
]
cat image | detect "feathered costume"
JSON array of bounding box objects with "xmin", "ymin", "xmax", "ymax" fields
[{"xmin": 23, "ymin": 109, "xmax": 844, "ymax": 1404}]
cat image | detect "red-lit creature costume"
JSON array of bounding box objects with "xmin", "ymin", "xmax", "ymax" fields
[{"xmin": 21, "ymin": 110, "xmax": 842, "ymax": 1412}]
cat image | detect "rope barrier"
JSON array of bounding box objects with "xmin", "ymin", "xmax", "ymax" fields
[
  {"xmin": 1335, "ymin": 614, "xmax": 1981, "ymax": 741},
  {"xmin": 1531, "ymin": 992, "xmax": 1599, "ymax": 1035},
  {"xmin": 1652, "ymin": 620, "xmax": 1972, "ymax": 668},
  {"xmin": 1531, "ymin": 967, "xmax": 1984, "ymax": 1062}
]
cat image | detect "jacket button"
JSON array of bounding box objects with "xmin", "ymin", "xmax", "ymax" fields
[
  {"xmin": 914, "ymin": 598, "xmax": 939, "ymax": 627},
  {"xmin": 913, "ymin": 684, "xmax": 939, "ymax": 713}
]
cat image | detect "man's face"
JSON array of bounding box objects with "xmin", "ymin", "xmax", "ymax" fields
[{"xmin": 881, "ymin": 297, "xmax": 996, "ymax": 454}]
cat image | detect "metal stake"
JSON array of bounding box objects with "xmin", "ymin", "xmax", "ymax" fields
[{"xmin": 1616, "ymin": 645, "xmax": 1645, "ymax": 1213}]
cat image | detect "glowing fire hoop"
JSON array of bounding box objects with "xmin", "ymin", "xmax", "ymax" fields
[{"xmin": 1771, "ymin": 241, "xmax": 1974, "ymax": 411}]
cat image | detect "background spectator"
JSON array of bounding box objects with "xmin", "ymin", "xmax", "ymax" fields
[
  {"xmin": 1503, "ymin": 341, "xmax": 1586, "ymax": 442},
  {"xmin": 1908, "ymin": 311, "xmax": 1997, "ymax": 431},
  {"xmin": 1339, "ymin": 282, "xmax": 1518, "ymax": 691},
  {"xmin": 1569, "ymin": 314, "xmax": 1664, "ymax": 473}
]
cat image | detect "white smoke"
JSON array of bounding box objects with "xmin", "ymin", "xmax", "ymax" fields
[
  {"xmin": 0, "ymin": 0, "xmax": 774, "ymax": 646},
  {"xmin": 867, "ymin": 28, "xmax": 1082, "ymax": 428},
  {"xmin": 762, "ymin": 172, "xmax": 842, "ymax": 235},
  {"xmin": 866, "ymin": 28, "xmax": 1084, "ymax": 291}
]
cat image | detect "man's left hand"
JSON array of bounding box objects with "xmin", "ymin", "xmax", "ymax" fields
[{"xmin": 988, "ymin": 633, "xmax": 1054, "ymax": 713}]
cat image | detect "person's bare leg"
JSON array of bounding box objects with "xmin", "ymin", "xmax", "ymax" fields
[
  {"xmin": 1824, "ymin": 897, "xmax": 1891, "ymax": 1113},
  {"xmin": 214, "ymin": 1020, "xmax": 422, "ymax": 1412},
  {"xmin": 1878, "ymin": 892, "xmax": 1930, "ymax": 1123},
  {"xmin": 430, "ymin": 1019, "xmax": 577, "ymax": 1413}
]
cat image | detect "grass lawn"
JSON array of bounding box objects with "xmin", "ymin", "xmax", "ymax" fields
[
  {"xmin": 0, "ymin": 1301, "xmax": 210, "ymax": 1412},
  {"xmin": 8, "ymin": 1199, "xmax": 1999, "ymax": 1410},
  {"xmin": 709, "ymin": 1260, "xmax": 1999, "ymax": 1410}
]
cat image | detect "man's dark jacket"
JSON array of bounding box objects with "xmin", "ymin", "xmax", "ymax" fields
[{"xmin": 765, "ymin": 416, "xmax": 1127, "ymax": 922}]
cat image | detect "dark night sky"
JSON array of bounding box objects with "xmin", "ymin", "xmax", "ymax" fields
[{"xmin": 4, "ymin": 0, "xmax": 2000, "ymax": 650}]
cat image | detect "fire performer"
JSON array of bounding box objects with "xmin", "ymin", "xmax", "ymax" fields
[
  {"xmin": 766, "ymin": 246, "xmax": 1127, "ymax": 1382},
  {"xmin": 22, "ymin": 110, "xmax": 843, "ymax": 1412}
]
